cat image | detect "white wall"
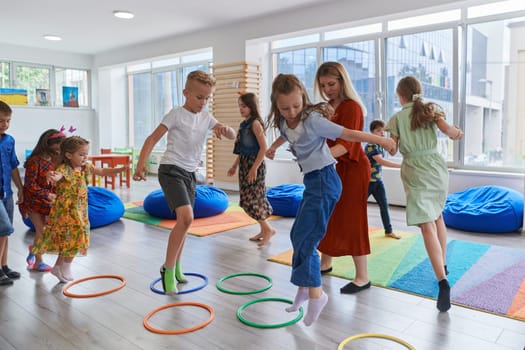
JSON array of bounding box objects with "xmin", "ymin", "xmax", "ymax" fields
[
  {"xmin": 94, "ymin": 0, "xmax": 462, "ymax": 67},
  {"xmin": 10, "ymin": 106, "xmax": 97, "ymax": 162}
]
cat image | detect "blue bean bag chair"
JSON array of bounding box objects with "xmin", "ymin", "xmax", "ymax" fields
[
  {"xmin": 143, "ymin": 185, "xmax": 229, "ymax": 219},
  {"xmin": 88, "ymin": 186, "xmax": 125, "ymax": 228},
  {"xmin": 23, "ymin": 186, "xmax": 125, "ymax": 230},
  {"xmin": 266, "ymin": 184, "xmax": 305, "ymax": 217},
  {"xmin": 443, "ymin": 185, "xmax": 524, "ymax": 233}
]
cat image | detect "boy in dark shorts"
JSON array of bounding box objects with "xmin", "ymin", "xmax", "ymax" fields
[{"xmin": 133, "ymin": 70, "xmax": 236, "ymax": 294}]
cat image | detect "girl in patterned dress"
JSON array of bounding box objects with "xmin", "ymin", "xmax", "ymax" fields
[
  {"xmin": 34, "ymin": 136, "xmax": 127, "ymax": 283},
  {"xmin": 20, "ymin": 129, "xmax": 65, "ymax": 272},
  {"xmin": 228, "ymin": 93, "xmax": 275, "ymax": 247}
]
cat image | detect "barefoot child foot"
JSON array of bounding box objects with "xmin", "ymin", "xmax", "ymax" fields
[
  {"xmin": 385, "ymin": 232, "xmax": 401, "ymax": 239},
  {"xmin": 257, "ymin": 229, "xmax": 276, "ymax": 247},
  {"xmin": 249, "ymin": 232, "xmax": 263, "ymax": 241}
]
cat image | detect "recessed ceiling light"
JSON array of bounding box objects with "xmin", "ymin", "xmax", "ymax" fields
[
  {"xmin": 113, "ymin": 10, "xmax": 134, "ymax": 19},
  {"xmin": 43, "ymin": 35, "xmax": 62, "ymax": 41}
]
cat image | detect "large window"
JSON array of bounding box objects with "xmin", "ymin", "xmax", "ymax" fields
[
  {"xmin": 0, "ymin": 62, "xmax": 9, "ymax": 87},
  {"xmin": 268, "ymin": 1, "xmax": 525, "ymax": 172},
  {"xmin": 0, "ymin": 61, "xmax": 89, "ymax": 107},
  {"xmin": 55, "ymin": 68, "xmax": 89, "ymax": 107},
  {"xmin": 463, "ymin": 17, "xmax": 525, "ymax": 169},
  {"xmin": 128, "ymin": 51, "xmax": 212, "ymax": 150},
  {"xmin": 323, "ymin": 41, "xmax": 377, "ymax": 131},
  {"xmin": 275, "ymin": 48, "xmax": 317, "ymax": 98},
  {"xmin": 385, "ymin": 29, "xmax": 455, "ymax": 161},
  {"xmin": 15, "ymin": 64, "xmax": 50, "ymax": 106}
]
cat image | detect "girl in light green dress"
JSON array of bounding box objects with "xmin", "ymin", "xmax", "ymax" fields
[{"xmin": 386, "ymin": 76, "xmax": 463, "ymax": 312}]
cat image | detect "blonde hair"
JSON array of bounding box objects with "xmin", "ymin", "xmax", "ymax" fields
[
  {"xmin": 266, "ymin": 74, "xmax": 332, "ymax": 130},
  {"xmin": 396, "ymin": 76, "xmax": 444, "ymax": 130},
  {"xmin": 185, "ymin": 70, "xmax": 215, "ymax": 89},
  {"xmin": 314, "ymin": 61, "xmax": 367, "ymax": 116}
]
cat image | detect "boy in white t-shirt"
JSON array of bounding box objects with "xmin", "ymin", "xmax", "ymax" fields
[{"xmin": 133, "ymin": 70, "xmax": 236, "ymax": 295}]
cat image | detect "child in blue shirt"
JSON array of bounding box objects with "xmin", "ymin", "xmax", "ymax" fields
[
  {"xmin": 0, "ymin": 101, "xmax": 24, "ymax": 286},
  {"xmin": 365, "ymin": 119, "xmax": 401, "ymax": 239},
  {"xmin": 266, "ymin": 74, "xmax": 395, "ymax": 326}
]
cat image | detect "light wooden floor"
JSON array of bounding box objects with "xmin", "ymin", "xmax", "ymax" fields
[{"xmin": 1, "ymin": 177, "xmax": 524, "ymax": 350}]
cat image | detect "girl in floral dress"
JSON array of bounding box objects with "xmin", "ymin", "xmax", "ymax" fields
[{"xmin": 34, "ymin": 136, "xmax": 127, "ymax": 283}]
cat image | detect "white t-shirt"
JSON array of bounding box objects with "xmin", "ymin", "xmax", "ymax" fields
[{"xmin": 160, "ymin": 106, "xmax": 217, "ymax": 172}]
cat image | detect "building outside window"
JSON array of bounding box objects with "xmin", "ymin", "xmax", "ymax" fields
[{"xmin": 269, "ymin": 2, "xmax": 525, "ymax": 172}]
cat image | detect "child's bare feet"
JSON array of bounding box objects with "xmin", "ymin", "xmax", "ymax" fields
[
  {"xmin": 385, "ymin": 232, "xmax": 401, "ymax": 239},
  {"xmin": 257, "ymin": 229, "xmax": 276, "ymax": 247},
  {"xmin": 249, "ymin": 232, "xmax": 263, "ymax": 241}
]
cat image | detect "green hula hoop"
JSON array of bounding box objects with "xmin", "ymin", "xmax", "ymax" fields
[
  {"xmin": 237, "ymin": 297, "xmax": 304, "ymax": 328},
  {"xmin": 216, "ymin": 272, "xmax": 272, "ymax": 295},
  {"xmin": 337, "ymin": 333, "xmax": 416, "ymax": 350}
]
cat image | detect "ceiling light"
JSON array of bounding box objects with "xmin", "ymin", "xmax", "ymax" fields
[
  {"xmin": 43, "ymin": 35, "xmax": 62, "ymax": 41},
  {"xmin": 113, "ymin": 10, "xmax": 134, "ymax": 19}
]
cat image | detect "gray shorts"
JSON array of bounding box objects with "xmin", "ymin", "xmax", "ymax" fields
[{"xmin": 158, "ymin": 164, "xmax": 196, "ymax": 212}]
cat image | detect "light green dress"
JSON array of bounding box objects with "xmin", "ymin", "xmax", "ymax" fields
[{"xmin": 386, "ymin": 102, "xmax": 448, "ymax": 226}]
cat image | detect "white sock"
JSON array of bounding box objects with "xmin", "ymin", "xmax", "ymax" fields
[
  {"xmin": 286, "ymin": 288, "xmax": 309, "ymax": 312},
  {"xmin": 60, "ymin": 262, "xmax": 74, "ymax": 281},
  {"xmin": 304, "ymin": 292, "xmax": 328, "ymax": 326},
  {"xmin": 51, "ymin": 265, "xmax": 68, "ymax": 283}
]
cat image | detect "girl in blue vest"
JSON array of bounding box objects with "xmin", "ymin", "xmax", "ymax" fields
[{"xmin": 228, "ymin": 93, "xmax": 275, "ymax": 247}]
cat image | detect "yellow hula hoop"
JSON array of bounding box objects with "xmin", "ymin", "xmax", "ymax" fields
[{"xmin": 337, "ymin": 333, "xmax": 416, "ymax": 350}]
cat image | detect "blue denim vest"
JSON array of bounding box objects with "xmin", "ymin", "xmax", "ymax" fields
[{"xmin": 233, "ymin": 117, "xmax": 260, "ymax": 156}]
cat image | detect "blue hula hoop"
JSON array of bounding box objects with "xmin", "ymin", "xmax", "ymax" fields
[{"xmin": 150, "ymin": 272, "xmax": 208, "ymax": 295}]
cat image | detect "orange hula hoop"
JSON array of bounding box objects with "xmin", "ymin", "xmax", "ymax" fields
[
  {"xmin": 143, "ymin": 302, "xmax": 215, "ymax": 335},
  {"xmin": 62, "ymin": 275, "xmax": 127, "ymax": 298}
]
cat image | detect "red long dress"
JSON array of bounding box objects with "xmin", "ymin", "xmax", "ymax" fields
[{"xmin": 318, "ymin": 99, "xmax": 371, "ymax": 256}]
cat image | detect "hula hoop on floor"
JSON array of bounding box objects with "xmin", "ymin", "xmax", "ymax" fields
[
  {"xmin": 150, "ymin": 272, "xmax": 208, "ymax": 295},
  {"xmin": 62, "ymin": 275, "xmax": 126, "ymax": 298},
  {"xmin": 237, "ymin": 297, "xmax": 303, "ymax": 328},
  {"xmin": 143, "ymin": 302, "xmax": 215, "ymax": 334},
  {"xmin": 337, "ymin": 333, "xmax": 416, "ymax": 350},
  {"xmin": 216, "ymin": 272, "xmax": 272, "ymax": 295}
]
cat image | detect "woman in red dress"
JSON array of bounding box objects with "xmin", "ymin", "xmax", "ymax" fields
[{"xmin": 315, "ymin": 62, "xmax": 371, "ymax": 294}]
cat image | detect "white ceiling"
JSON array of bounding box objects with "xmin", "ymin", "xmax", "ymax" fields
[{"xmin": 1, "ymin": 0, "xmax": 334, "ymax": 55}]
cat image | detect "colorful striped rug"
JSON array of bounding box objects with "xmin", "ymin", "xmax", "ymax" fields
[
  {"xmin": 124, "ymin": 201, "xmax": 280, "ymax": 237},
  {"xmin": 268, "ymin": 229, "xmax": 525, "ymax": 321}
]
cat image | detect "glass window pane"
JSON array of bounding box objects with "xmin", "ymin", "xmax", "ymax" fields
[
  {"xmin": 464, "ymin": 18, "xmax": 525, "ymax": 170},
  {"xmin": 0, "ymin": 62, "xmax": 9, "ymax": 88},
  {"xmin": 323, "ymin": 40, "xmax": 377, "ymax": 131},
  {"xmin": 385, "ymin": 29, "xmax": 454, "ymax": 162},
  {"xmin": 273, "ymin": 47, "xmax": 317, "ymax": 159},
  {"xmin": 15, "ymin": 65, "xmax": 50, "ymax": 106},
  {"xmin": 55, "ymin": 68, "xmax": 89, "ymax": 107},
  {"xmin": 275, "ymin": 48, "xmax": 317, "ymax": 97},
  {"xmin": 130, "ymin": 72, "xmax": 153, "ymax": 149},
  {"xmin": 153, "ymin": 71, "xmax": 180, "ymax": 148}
]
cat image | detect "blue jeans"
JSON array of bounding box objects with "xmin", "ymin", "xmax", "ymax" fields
[
  {"xmin": 367, "ymin": 181, "xmax": 392, "ymax": 234},
  {"xmin": 290, "ymin": 165, "xmax": 342, "ymax": 287},
  {"xmin": 0, "ymin": 196, "xmax": 14, "ymax": 236}
]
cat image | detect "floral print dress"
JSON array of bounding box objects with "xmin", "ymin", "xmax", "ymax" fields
[{"xmin": 33, "ymin": 163, "xmax": 93, "ymax": 258}]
